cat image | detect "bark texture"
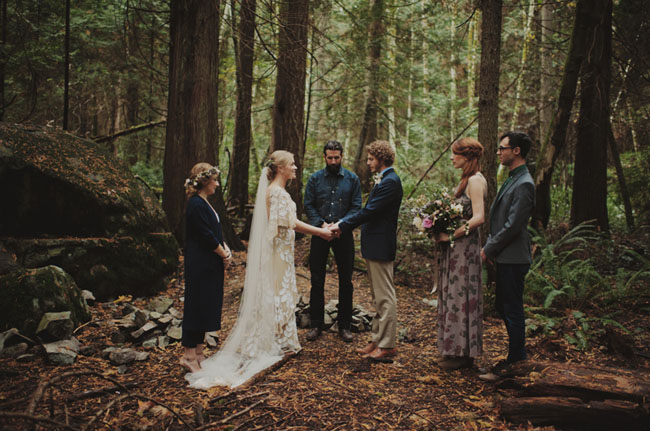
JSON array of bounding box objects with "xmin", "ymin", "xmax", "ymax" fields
[{"xmin": 271, "ymin": 0, "xmax": 309, "ymax": 216}]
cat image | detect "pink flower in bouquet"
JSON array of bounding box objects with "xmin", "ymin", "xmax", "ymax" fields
[{"xmin": 422, "ymin": 217, "xmax": 433, "ymax": 229}]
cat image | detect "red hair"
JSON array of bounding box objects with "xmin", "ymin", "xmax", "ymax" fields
[{"xmin": 452, "ymin": 138, "xmax": 484, "ymax": 198}]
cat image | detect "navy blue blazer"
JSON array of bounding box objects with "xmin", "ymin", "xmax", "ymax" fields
[{"xmin": 338, "ymin": 167, "xmax": 403, "ymax": 261}]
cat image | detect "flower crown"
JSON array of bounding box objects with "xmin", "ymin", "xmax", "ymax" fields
[{"xmin": 184, "ymin": 166, "xmax": 220, "ymax": 188}]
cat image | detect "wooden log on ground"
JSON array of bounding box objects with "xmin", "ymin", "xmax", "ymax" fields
[
  {"xmin": 498, "ymin": 360, "xmax": 650, "ymax": 402},
  {"xmin": 500, "ymin": 396, "xmax": 649, "ymax": 430},
  {"xmin": 495, "ymin": 360, "xmax": 650, "ymax": 430}
]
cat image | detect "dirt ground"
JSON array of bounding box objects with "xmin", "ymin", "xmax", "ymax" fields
[{"xmin": 1, "ymin": 237, "xmax": 648, "ymax": 430}]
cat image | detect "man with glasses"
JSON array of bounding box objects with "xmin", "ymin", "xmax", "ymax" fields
[{"xmin": 480, "ymin": 131, "xmax": 535, "ymax": 381}]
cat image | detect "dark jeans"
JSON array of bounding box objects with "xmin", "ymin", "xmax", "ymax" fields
[
  {"xmin": 309, "ymin": 230, "xmax": 355, "ymax": 331},
  {"xmin": 495, "ymin": 263, "xmax": 530, "ymax": 363},
  {"xmin": 181, "ymin": 328, "xmax": 205, "ymax": 348}
]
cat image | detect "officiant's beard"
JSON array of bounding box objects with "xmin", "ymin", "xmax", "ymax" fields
[{"xmin": 326, "ymin": 163, "xmax": 341, "ymax": 174}]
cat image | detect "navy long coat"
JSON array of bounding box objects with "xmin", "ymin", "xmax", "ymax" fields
[
  {"xmin": 338, "ymin": 167, "xmax": 403, "ymax": 262},
  {"xmin": 183, "ymin": 195, "xmax": 225, "ymax": 332}
]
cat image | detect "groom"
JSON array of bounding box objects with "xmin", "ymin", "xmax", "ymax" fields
[{"xmin": 330, "ymin": 140, "xmax": 403, "ymax": 360}]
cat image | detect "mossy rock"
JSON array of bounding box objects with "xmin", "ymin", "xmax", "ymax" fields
[
  {"xmin": 3, "ymin": 233, "xmax": 178, "ymax": 299},
  {"xmin": 0, "ymin": 265, "xmax": 90, "ymax": 337},
  {"xmin": 0, "ymin": 123, "xmax": 179, "ymax": 299}
]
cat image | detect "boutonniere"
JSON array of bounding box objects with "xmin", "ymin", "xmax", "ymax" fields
[{"xmin": 372, "ymin": 172, "xmax": 382, "ymax": 186}]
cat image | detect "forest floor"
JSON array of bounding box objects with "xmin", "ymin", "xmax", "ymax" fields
[{"xmin": 1, "ymin": 237, "xmax": 649, "ymax": 430}]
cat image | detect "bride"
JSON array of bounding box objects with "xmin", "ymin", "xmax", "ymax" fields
[{"xmin": 186, "ymin": 150, "xmax": 334, "ymax": 389}]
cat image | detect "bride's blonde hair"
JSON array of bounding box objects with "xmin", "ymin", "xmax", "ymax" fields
[{"xmin": 266, "ymin": 150, "xmax": 294, "ymax": 181}]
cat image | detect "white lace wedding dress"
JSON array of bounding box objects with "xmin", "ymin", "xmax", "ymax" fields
[{"xmin": 186, "ymin": 168, "xmax": 301, "ymax": 389}]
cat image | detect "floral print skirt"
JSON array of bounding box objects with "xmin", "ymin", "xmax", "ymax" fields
[{"xmin": 437, "ymin": 231, "xmax": 483, "ymax": 357}]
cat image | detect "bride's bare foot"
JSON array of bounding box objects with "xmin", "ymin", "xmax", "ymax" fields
[{"xmin": 180, "ymin": 357, "xmax": 201, "ymax": 373}]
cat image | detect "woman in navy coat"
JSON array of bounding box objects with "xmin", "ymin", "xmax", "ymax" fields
[{"xmin": 182, "ymin": 163, "xmax": 232, "ymax": 373}]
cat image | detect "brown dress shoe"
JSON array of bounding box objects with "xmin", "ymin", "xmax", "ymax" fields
[
  {"xmin": 306, "ymin": 327, "xmax": 322, "ymax": 341},
  {"xmin": 339, "ymin": 329, "xmax": 354, "ymax": 343},
  {"xmin": 367, "ymin": 347, "xmax": 397, "ymax": 360},
  {"xmin": 355, "ymin": 342, "xmax": 377, "ymax": 355}
]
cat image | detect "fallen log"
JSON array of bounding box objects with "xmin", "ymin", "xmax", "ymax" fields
[
  {"xmin": 500, "ymin": 396, "xmax": 649, "ymax": 431},
  {"xmin": 495, "ymin": 360, "xmax": 650, "ymax": 430}
]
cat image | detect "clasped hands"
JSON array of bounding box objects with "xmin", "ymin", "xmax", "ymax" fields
[{"xmin": 319, "ymin": 222, "xmax": 342, "ymax": 241}]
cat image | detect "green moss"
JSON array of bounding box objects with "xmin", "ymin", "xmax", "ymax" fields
[{"xmin": 0, "ymin": 265, "xmax": 90, "ymax": 337}]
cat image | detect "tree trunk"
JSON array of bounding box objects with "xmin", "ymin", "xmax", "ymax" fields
[
  {"xmin": 0, "ymin": 0, "xmax": 6, "ymax": 121},
  {"xmin": 355, "ymin": 0, "xmax": 384, "ymax": 192},
  {"xmin": 271, "ymin": 0, "xmax": 309, "ymax": 216},
  {"xmin": 496, "ymin": 360, "xmax": 650, "ymax": 430},
  {"xmin": 63, "ymin": 0, "xmax": 71, "ymax": 130},
  {"xmin": 510, "ymin": 0, "xmax": 535, "ymax": 130},
  {"xmin": 163, "ymin": 0, "xmax": 242, "ymax": 250},
  {"xmin": 608, "ymin": 122, "xmax": 635, "ymax": 231},
  {"xmin": 571, "ymin": 0, "xmax": 612, "ymax": 232},
  {"xmin": 532, "ymin": 0, "xmax": 591, "ymax": 229},
  {"xmin": 477, "ymin": 0, "xmax": 503, "ymax": 241},
  {"xmin": 230, "ymin": 0, "xmax": 256, "ymax": 216},
  {"xmin": 538, "ymin": 0, "xmax": 555, "ymax": 154}
]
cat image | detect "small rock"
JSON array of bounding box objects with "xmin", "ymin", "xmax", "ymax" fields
[
  {"xmin": 157, "ymin": 314, "xmax": 173, "ymax": 324},
  {"xmin": 157, "ymin": 336, "xmax": 169, "ymax": 349},
  {"xmin": 134, "ymin": 310, "xmax": 148, "ymax": 327},
  {"xmin": 44, "ymin": 338, "xmax": 80, "ymax": 365},
  {"xmin": 149, "ymin": 311, "xmax": 162, "ymax": 320},
  {"xmin": 171, "ymin": 318, "xmax": 182, "ymax": 327},
  {"xmin": 0, "ymin": 342, "xmax": 28, "ymax": 358},
  {"xmin": 205, "ymin": 335, "xmax": 218, "ymax": 347},
  {"xmin": 297, "ymin": 313, "xmax": 310, "ymax": 329},
  {"xmin": 325, "ymin": 299, "xmax": 339, "ymax": 313},
  {"xmin": 135, "ymin": 351, "xmax": 149, "ymax": 361},
  {"xmin": 130, "ymin": 321, "xmax": 157, "ymax": 339},
  {"xmin": 324, "ymin": 314, "xmax": 333, "ymax": 327},
  {"xmin": 81, "ymin": 290, "xmax": 96, "ymax": 305},
  {"xmin": 117, "ymin": 365, "xmax": 128, "ymax": 374},
  {"xmin": 167, "ymin": 307, "xmax": 182, "ymax": 319},
  {"xmin": 422, "ymin": 298, "xmax": 437, "ymax": 307},
  {"xmin": 142, "ymin": 338, "xmax": 158, "ymax": 348},
  {"xmin": 147, "ymin": 297, "xmax": 174, "ymax": 314},
  {"xmin": 108, "ymin": 348, "xmax": 137, "ymax": 365},
  {"xmin": 167, "ymin": 326, "xmax": 182, "ymax": 340},
  {"xmin": 36, "ymin": 311, "xmax": 74, "ymax": 342},
  {"xmin": 79, "ymin": 345, "xmax": 97, "ymax": 356},
  {"xmin": 111, "ymin": 331, "xmax": 126, "ymax": 344}
]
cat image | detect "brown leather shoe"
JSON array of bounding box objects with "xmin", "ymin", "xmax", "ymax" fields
[
  {"xmin": 355, "ymin": 342, "xmax": 377, "ymax": 355},
  {"xmin": 366, "ymin": 347, "xmax": 397, "ymax": 360},
  {"xmin": 306, "ymin": 327, "xmax": 322, "ymax": 341},
  {"xmin": 339, "ymin": 329, "xmax": 354, "ymax": 343}
]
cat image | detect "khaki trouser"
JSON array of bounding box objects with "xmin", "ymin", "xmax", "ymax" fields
[{"xmin": 365, "ymin": 258, "xmax": 397, "ymax": 349}]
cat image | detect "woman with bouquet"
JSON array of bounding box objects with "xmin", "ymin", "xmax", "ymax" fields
[{"xmin": 435, "ymin": 138, "xmax": 487, "ymax": 370}]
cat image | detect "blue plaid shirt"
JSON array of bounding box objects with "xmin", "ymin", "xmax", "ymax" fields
[{"xmin": 304, "ymin": 167, "xmax": 362, "ymax": 227}]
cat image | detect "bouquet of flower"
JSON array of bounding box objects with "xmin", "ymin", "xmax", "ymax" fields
[{"xmin": 410, "ymin": 188, "xmax": 464, "ymax": 246}]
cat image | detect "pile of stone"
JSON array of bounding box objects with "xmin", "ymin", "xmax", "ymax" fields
[
  {"xmin": 107, "ymin": 296, "xmax": 217, "ymax": 352},
  {"xmin": 294, "ymin": 297, "xmax": 374, "ymax": 333}
]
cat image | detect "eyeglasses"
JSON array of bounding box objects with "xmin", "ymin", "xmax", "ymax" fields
[{"xmin": 497, "ymin": 145, "xmax": 513, "ymax": 152}]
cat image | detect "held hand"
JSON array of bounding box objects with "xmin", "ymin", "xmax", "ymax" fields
[
  {"xmin": 319, "ymin": 227, "xmax": 334, "ymax": 241},
  {"xmin": 436, "ymin": 232, "xmax": 450, "ymax": 243},
  {"xmin": 328, "ymin": 222, "xmax": 342, "ymax": 239},
  {"xmin": 480, "ymin": 248, "xmax": 492, "ymax": 264}
]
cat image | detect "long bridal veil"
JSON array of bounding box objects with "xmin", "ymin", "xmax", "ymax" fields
[{"xmin": 186, "ymin": 168, "xmax": 285, "ymax": 389}]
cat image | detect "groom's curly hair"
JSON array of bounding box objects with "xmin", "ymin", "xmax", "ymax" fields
[{"xmin": 367, "ymin": 140, "xmax": 395, "ymax": 166}]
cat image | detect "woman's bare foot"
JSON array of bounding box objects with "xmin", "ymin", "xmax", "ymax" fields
[{"xmin": 180, "ymin": 357, "xmax": 201, "ymax": 373}]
